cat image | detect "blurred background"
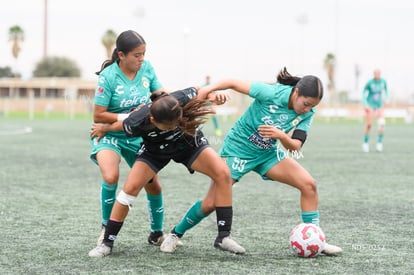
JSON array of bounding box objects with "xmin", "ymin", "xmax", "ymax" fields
[{"xmin": 1, "ymin": 0, "xmax": 413, "ymax": 119}]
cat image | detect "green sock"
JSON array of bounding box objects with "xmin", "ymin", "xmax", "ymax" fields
[
  {"xmin": 301, "ymin": 210, "xmax": 320, "ymax": 226},
  {"xmin": 378, "ymin": 133, "xmax": 384, "ymax": 143},
  {"xmin": 101, "ymin": 181, "xmax": 118, "ymax": 226},
  {"xmin": 146, "ymin": 193, "xmax": 164, "ymax": 232},
  {"xmin": 175, "ymin": 200, "xmax": 208, "ymax": 236},
  {"xmin": 364, "ymin": 134, "xmax": 369, "ymax": 143}
]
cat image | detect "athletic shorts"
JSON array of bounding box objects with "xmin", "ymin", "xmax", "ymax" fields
[
  {"xmin": 366, "ymin": 100, "xmax": 383, "ymax": 110},
  {"xmin": 221, "ymin": 146, "xmax": 286, "ymax": 182},
  {"xmin": 136, "ymin": 135, "xmax": 210, "ymax": 174},
  {"xmin": 90, "ymin": 133, "xmax": 142, "ymax": 168}
]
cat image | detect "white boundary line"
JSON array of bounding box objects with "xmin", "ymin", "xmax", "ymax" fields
[{"xmin": 0, "ymin": 127, "xmax": 33, "ymax": 136}]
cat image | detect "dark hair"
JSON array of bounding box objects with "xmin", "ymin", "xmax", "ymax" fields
[
  {"xmin": 277, "ymin": 67, "xmax": 323, "ymax": 100},
  {"xmin": 150, "ymin": 91, "xmax": 215, "ymax": 135},
  {"xmin": 95, "ymin": 30, "xmax": 146, "ymax": 75}
]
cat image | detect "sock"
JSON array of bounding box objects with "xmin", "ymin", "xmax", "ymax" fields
[
  {"xmin": 103, "ymin": 219, "xmax": 123, "ymax": 248},
  {"xmin": 212, "ymin": 116, "xmax": 220, "ymax": 130},
  {"xmin": 216, "ymin": 206, "xmax": 232, "ymax": 239},
  {"xmin": 301, "ymin": 210, "xmax": 320, "ymax": 226},
  {"xmin": 174, "ymin": 200, "xmax": 208, "ymax": 237},
  {"xmin": 377, "ymin": 133, "xmax": 384, "ymax": 143},
  {"xmin": 146, "ymin": 193, "xmax": 164, "ymax": 232},
  {"xmin": 101, "ymin": 181, "xmax": 118, "ymax": 226},
  {"xmin": 363, "ymin": 134, "xmax": 369, "ymax": 143}
]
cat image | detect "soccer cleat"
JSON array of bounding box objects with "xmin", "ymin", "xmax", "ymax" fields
[
  {"xmin": 88, "ymin": 243, "xmax": 112, "ymax": 257},
  {"xmin": 376, "ymin": 142, "xmax": 383, "ymax": 152},
  {"xmin": 322, "ymin": 243, "xmax": 343, "ymax": 256},
  {"xmin": 362, "ymin": 143, "xmax": 369, "ymax": 153},
  {"xmin": 148, "ymin": 231, "xmax": 165, "ymax": 246},
  {"xmin": 160, "ymin": 233, "xmax": 182, "ymax": 253},
  {"xmin": 96, "ymin": 224, "xmax": 106, "ymax": 245},
  {"xmin": 214, "ymin": 236, "xmax": 246, "ymax": 254}
]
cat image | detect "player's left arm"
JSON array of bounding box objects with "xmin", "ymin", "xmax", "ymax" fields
[{"xmin": 258, "ymin": 125, "xmax": 304, "ymax": 151}]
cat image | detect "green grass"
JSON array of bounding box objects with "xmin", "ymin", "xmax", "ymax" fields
[{"xmin": 0, "ymin": 117, "xmax": 413, "ymax": 274}]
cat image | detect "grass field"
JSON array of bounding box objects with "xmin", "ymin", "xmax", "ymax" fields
[{"xmin": 0, "ymin": 116, "xmax": 413, "ymax": 274}]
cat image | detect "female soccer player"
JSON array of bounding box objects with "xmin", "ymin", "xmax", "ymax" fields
[
  {"xmin": 160, "ymin": 67, "xmax": 342, "ymax": 256},
  {"xmin": 362, "ymin": 69, "xmax": 390, "ymax": 152},
  {"xmin": 90, "ymin": 30, "xmax": 165, "ymax": 246},
  {"xmin": 88, "ymin": 87, "xmax": 245, "ymax": 257}
]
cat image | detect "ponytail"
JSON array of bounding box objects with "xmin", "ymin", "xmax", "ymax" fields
[{"xmin": 95, "ymin": 48, "xmax": 119, "ymax": 75}]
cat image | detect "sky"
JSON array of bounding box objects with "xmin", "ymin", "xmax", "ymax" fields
[{"xmin": 1, "ymin": 0, "xmax": 414, "ymax": 102}]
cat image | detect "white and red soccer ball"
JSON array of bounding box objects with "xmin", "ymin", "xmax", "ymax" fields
[{"xmin": 289, "ymin": 223, "xmax": 326, "ymax": 257}]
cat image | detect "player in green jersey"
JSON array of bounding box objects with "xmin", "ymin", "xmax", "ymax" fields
[
  {"xmin": 90, "ymin": 30, "xmax": 165, "ymax": 246},
  {"xmin": 362, "ymin": 69, "xmax": 390, "ymax": 152},
  {"xmin": 160, "ymin": 67, "xmax": 342, "ymax": 256}
]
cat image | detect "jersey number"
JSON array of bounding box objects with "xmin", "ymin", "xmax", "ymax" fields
[{"xmin": 232, "ymin": 157, "xmax": 247, "ymax": 172}]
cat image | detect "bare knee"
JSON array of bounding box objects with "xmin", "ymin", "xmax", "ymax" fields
[
  {"xmin": 212, "ymin": 167, "xmax": 231, "ymax": 186},
  {"xmin": 144, "ymin": 176, "xmax": 162, "ymax": 194},
  {"xmin": 102, "ymin": 172, "xmax": 119, "ymax": 185},
  {"xmin": 301, "ymin": 178, "xmax": 318, "ymax": 197}
]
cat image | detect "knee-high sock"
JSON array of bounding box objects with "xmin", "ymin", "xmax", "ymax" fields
[
  {"xmin": 147, "ymin": 193, "xmax": 164, "ymax": 232},
  {"xmin": 216, "ymin": 206, "xmax": 232, "ymax": 238},
  {"xmin": 174, "ymin": 200, "xmax": 208, "ymax": 236},
  {"xmin": 377, "ymin": 133, "xmax": 384, "ymax": 143},
  {"xmin": 103, "ymin": 219, "xmax": 123, "ymax": 248},
  {"xmin": 301, "ymin": 210, "xmax": 320, "ymax": 226},
  {"xmin": 101, "ymin": 181, "xmax": 118, "ymax": 226}
]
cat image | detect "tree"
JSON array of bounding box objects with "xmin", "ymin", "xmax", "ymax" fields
[
  {"xmin": 9, "ymin": 25, "xmax": 25, "ymax": 60},
  {"xmin": 101, "ymin": 29, "xmax": 117, "ymax": 60},
  {"xmin": 33, "ymin": 56, "xmax": 81, "ymax": 77},
  {"xmin": 0, "ymin": 66, "xmax": 16, "ymax": 78}
]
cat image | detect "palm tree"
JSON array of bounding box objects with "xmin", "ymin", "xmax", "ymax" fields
[
  {"xmin": 9, "ymin": 25, "xmax": 25, "ymax": 60},
  {"xmin": 101, "ymin": 30, "xmax": 117, "ymax": 60},
  {"xmin": 323, "ymin": 53, "xmax": 336, "ymax": 103}
]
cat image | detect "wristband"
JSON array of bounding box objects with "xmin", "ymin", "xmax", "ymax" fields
[{"xmin": 117, "ymin": 113, "xmax": 129, "ymax": 121}]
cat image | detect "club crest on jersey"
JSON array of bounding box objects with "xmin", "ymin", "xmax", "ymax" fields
[{"xmin": 142, "ymin": 77, "xmax": 150, "ymax": 89}]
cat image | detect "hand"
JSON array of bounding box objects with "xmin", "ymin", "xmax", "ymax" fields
[
  {"xmin": 209, "ymin": 93, "xmax": 230, "ymax": 105},
  {"xmin": 90, "ymin": 123, "xmax": 110, "ymax": 142},
  {"xmin": 257, "ymin": 125, "xmax": 284, "ymax": 139}
]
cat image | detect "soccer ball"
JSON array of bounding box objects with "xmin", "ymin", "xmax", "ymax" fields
[{"xmin": 289, "ymin": 223, "xmax": 326, "ymax": 257}]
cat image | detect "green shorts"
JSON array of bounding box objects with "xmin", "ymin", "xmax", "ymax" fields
[
  {"xmin": 90, "ymin": 133, "xmax": 142, "ymax": 168},
  {"xmin": 222, "ymin": 147, "xmax": 286, "ymax": 182}
]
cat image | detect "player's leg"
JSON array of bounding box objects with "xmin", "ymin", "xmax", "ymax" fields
[
  {"xmin": 161, "ymin": 183, "xmax": 216, "ymax": 253},
  {"xmin": 363, "ymin": 107, "xmax": 375, "ymax": 152},
  {"xmin": 265, "ymin": 158, "xmax": 342, "ymax": 255},
  {"xmin": 124, "ymin": 143, "xmax": 165, "ymax": 245},
  {"xmin": 89, "ymin": 161, "xmax": 156, "ymax": 257},
  {"xmin": 191, "ymin": 147, "xmax": 245, "ymax": 254},
  {"xmin": 376, "ymin": 108, "xmax": 385, "ymax": 152},
  {"xmin": 212, "ymin": 115, "xmax": 222, "ymax": 136},
  {"xmin": 95, "ymin": 149, "xmax": 121, "ymax": 245}
]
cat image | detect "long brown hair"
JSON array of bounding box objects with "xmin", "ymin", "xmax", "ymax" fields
[{"xmin": 150, "ymin": 92, "xmax": 215, "ymax": 135}]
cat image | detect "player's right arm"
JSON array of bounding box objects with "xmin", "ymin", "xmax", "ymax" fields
[
  {"xmin": 198, "ymin": 79, "xmax": 252, "ymax": 99},
  {"xmin": 90, "ymin": 121, "xmax": 123, "ymax": 141}
]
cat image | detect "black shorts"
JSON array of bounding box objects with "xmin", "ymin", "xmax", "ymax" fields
[{"xmin": 136, "ymin": 134, "xmax": 210, "ymax": 174}]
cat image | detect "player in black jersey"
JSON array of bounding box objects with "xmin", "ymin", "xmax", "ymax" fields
[{"xmin": 88, "ymin": 87, "xmax": 245, "ymax": 257}]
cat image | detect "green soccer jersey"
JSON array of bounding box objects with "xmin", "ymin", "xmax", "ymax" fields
[
  {"xmin": 94, "ymin": 60, "xmax": 162, "ymax": 137},
  {"xmin": 220, "ymin": 82, "xmax": 314, "ymax": 158},
  {"xmin": 362, "ymin": 78, "xmax": 389, "ymax": 109}
]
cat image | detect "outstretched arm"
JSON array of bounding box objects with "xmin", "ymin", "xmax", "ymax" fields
[{"xmin": 198, "ymin": 79, "xmax": 252, "ymax": 100}]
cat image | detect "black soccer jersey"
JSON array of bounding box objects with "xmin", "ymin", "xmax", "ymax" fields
[{"xmin": 122, "ymin": 87, "xmax": 199, "ymax": 154}]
